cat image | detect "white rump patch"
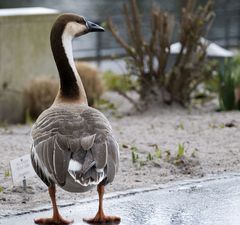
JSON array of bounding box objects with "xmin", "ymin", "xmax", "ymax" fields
[
  {"xmin": 96, "ymin": 168, "xmax": 104, "ymax": 173},
  {"xmin": 68, "ymin": 159, "xmax": 82, "ymax": 171},
  {"xmin": 68, "ymin": 159, "xmax": 105, "ymax": 187}
]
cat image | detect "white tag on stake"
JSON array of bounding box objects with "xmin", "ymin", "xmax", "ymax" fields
[{"xmin": 10, "ymin": 154, "xmax": 36, "ymax": 185}]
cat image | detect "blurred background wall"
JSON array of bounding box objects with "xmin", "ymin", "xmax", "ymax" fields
[
  {"xmin": 0, "ymin": 8, "xmax": 58, "ymax": 123},
  {"xmin": 0, "ymin": 0, "xmax": 239, "ymax": 123},
  {"xmin": 0, "ymin": 0, "xmax": 239, "ymax": 60}
]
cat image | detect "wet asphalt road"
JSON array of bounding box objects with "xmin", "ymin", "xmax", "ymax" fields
[{"xmin": 1, "ymin": 175, "xmax": 240, "ymax": 225}]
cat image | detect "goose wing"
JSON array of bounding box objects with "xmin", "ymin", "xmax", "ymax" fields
[{"xmin": 31, "ymin": 106, "xmax": 119, "ymax": 188}]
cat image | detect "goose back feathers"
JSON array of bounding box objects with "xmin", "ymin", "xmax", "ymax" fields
[{"xmin": 31, "ymin": 104, "xmax": 119, "ymax": 193}]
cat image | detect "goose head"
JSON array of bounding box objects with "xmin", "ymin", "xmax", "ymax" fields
[{"xmin": 51, "ymin": 14, "xmax": 104, "ymax": 40}]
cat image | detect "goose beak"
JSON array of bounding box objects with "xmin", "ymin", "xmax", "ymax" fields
[{"xmin": 86, "ymin": 20, "xmax": 105, "ymax": 32}]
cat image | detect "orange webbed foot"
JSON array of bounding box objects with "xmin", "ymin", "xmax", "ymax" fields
[
  {"xmin": 34, "ymin": 216, "xmax": 73, "ymax": 225},
  {"xmin": 83, "ymin": 214, "xmax": 121, "ymax": 224}
]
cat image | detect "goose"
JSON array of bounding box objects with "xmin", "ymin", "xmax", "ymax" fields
[{"xmin": 31, "ymin": 13, "xmax": 120, "ymax": 225}]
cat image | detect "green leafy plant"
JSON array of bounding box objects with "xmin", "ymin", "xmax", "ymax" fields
[
  {"xmin": 130, "ymin": 146, "xmax": 138, "ymax": 152},
  {"xmin": 177, "ymin": 122, "xmax": 184, "ymax": 130},
  {"xmin": 232, "ymin": 54, "xmax": 240, "ymax": 87},
  {"xmin": 95, "ymin": 98, "xmax": 116, "ymax": 111},
  {"xmin": 177, "ymin": 144, "xmax": 185, "ymax": 159},
  {"xmin": 232, "ymin": 54, "xmax": 240, "ymax": 109},
  {"xmin": 131, "ymin": 146, "xmax": 139, "ymax": 163},
  {"xmin": 146, "ymin": 153, "xmax": 153, "ymax": 161},
  {"xmin": 219, "ymin": 123, "xmax": 225, "ymax": 128},
  {"xmin": 0, "ymin": 186, "xmax": 4, "ymax": 192},
  {"xmin": 4, "ymin": 170, "xmax": 11, "ymax": 178},
  {"xmin": 103, "ymin": 70, "xmax": 141, "ymax": 110},
  {"xmin": 218, "ymin": 59, "xmax": 236, "ymax": 111},
  {"xmin": 151, "ymin": 144, "xmax": 162, "ymax": 159},
  {"xmin": 155, "ymin": 148, "xmax": 162, "ymax": 159},
  {"xmin": 173, "ymin": 143, "xmax": 186, "ymax": 165},
  {"xmin": 131, "ymin": 151, "xmax": 139, "ymax": 163},
  {"xmin": 103, "ymin": 70, "xmax": 135, "ymax": 93}
]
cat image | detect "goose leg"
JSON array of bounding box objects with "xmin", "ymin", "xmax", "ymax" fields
[
  {"xmin": 34, "ymin": 185, "xmax": 73, "ymax": 225},
  {"xmin": 83, "ymin": 184, "xmax": 121, "ymax": 224}
]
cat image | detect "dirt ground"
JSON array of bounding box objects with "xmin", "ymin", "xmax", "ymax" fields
[{"xmin": 0, "ymin": 92, "xmax": 240, "ymax": 216}]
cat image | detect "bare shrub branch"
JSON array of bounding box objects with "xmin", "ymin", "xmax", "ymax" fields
[{"xmin": 107, "ymin": 0, "xmax": 215, "ymax": 107}]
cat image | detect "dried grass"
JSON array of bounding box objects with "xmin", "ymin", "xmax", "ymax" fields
[
  {"xmin": 23, "ymin": 76, "xmax": 58, "ymax": 120},
  {"xmin": 75, "ymin": 61, "xmax": 104, "ymax": 106}
]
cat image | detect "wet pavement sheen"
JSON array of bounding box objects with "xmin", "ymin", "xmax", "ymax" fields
[{"xmin": 1, "ymin": 175, "xmax": 240, "ymax": 225}]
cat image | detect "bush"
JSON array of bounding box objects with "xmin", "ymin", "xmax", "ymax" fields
[
  {"xmin": 107, "ymin": 0, "xmax": 215, "ymax": 108},
  {"xmin": 232, "ymin": 54, "xmax": 240, "ymax": 109},
  {"xmin": 216, "ymin": 55, "xmax": 240, "ymax": 111},
  {"xmin": 232, "ymin": 54, "xmax": 240, "ymax": 87},
  {"xmin": 75, "ymin": 61, "xmax": 104, "ymax": 106},
  {"xmin": 23, "ymin": 76, "xmax": 58, "ymax": 120},
  {"xmin": 218, "ymin": 71, "xmax": 235, "ymax": 110},
  {"xmin": 103, "ymin": 70, "xmax": 135, "ymax": 92}
]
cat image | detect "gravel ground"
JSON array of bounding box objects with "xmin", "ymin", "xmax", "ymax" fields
[{"xmin": 0, "ymin": 92, "xmax": 240, "ymax": 216}]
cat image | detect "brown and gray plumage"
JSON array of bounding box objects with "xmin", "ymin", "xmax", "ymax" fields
[{"xmin": 31, "ymin": 14, "xmax": 120, "ymax": 225}]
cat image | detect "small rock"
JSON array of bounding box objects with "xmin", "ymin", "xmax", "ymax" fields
[
  {"xmin": 135, "ymin": 179, "xmax": 141, "ymax": 183},
  {"xmin": 225, "ymin": 121, "xmax": 236, "ymax": 128},
  {"xmin": 153, "ymin": 162, "xmax": 161, "ymax": 168},
  {"xmin": 122, "ymin": 144, "xmax": 129, "ymax": 148}
]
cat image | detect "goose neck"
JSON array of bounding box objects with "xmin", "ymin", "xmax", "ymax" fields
[{"xmin": 50, "ymin": 29, "xmax": 87, "ymax": 103}]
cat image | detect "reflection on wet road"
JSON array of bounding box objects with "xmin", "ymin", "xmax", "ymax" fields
[{"xmin": 1, "ymin": 175, "xmax": 240, "ymax": 225}]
